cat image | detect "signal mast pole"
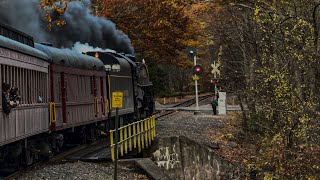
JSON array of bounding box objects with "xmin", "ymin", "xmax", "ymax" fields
[
  {"xmin": 193, "ymin": 54, "xmax": 199, "ymax": 112},
  {"xmin": 188, "ymin": 48, "xmax": 200, "ymax": 115}
]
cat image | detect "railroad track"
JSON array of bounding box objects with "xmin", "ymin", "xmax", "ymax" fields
[
  {"xmin": 155, "ymin": 94, "xmax": 213, "ymax": 119},
  {"xmin": 3, "ymin": 140, "xmax": 105, "ymax": 180},
  {"xmin": 65, "ymin": 141, "xmax": 111, "ymax": 161}
]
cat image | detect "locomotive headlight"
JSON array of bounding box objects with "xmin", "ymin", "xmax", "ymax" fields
[
  {"xmin": 111, "ymin": 64, "xmax": 120, "ymax": 72},
  {"xmin": 104, "ymin": 64, "xmax": 111, "ymax": 71}
]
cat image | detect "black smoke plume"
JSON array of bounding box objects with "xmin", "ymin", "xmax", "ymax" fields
[{"xmin": 0, "ymin": 0, "xmax": 134, "ymax": 54}]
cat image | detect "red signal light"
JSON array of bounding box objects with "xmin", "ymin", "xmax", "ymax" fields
[{"xmin": 193, "ymin": 65, "xmax": 203, "ymax": 76}]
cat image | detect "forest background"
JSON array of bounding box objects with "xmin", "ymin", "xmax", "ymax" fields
[{"xmin": 41, "ymin": 0, "xmax": 320, "ymax": 179}]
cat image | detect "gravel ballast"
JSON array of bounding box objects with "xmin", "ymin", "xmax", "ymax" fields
[
  {"xmin": 14, "ymin": 161, "xmax": 147, "ymax": 180},
  {"xmin": 157, "ymin": 111, "xmax": 226, "ymax": 146}
]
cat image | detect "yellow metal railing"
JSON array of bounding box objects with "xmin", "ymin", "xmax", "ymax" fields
[
  {"xmin": 101, "ymin": 97, "xmax": 105, "ymax": 115},
  {"xmin": 105, "ymin": 97, "xmax": 109, "ymax": 113},
  {"xmin": 110, "ymin": 116, "xmax": 156, "ymax": 161},
  {"xmin": 49, "ymin": 102, "xmax": 56, "ymax": 125}
]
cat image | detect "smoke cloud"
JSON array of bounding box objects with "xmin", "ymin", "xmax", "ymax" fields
[
  {"xmin": 72, "ymin": 42, "xmax": 116, "ymax": 53},
  {"xmin": 0, "ymin": 0, "xmax": 134, "ymax": 54},
  {"xmin": 0, "ymin": 0, "xmax": 48, "ymax": 42}
]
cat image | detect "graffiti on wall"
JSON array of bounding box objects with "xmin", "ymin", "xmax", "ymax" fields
[{"xmin": 152, "ymin": 144, "xmax": 180, "ymax": 170}]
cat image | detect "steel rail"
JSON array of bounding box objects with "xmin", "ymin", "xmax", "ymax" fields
[{"xmin": 155, "ymin": 94, "xmax": 213, "ymax": 119}]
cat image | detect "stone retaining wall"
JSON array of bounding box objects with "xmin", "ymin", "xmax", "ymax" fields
[{"xmin": 145, "ymin": 136, "xmax": 244, "ymax": 180}]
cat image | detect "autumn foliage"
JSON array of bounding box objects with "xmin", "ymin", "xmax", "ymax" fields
[
  {"xmin": 94, "ymin": 0, "xmax": 194, "ymax": 64},
  {"xmin": 40, "ymin": 0, "xmax": 67, "ymax": 30},
  {"xmin": 213, "ymin": 0, "xmax": 320, "ymax": 178}
]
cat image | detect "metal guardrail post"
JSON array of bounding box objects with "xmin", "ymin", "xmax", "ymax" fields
[
  {"xmin": 150, "ymin": 117, "xmax": 154, "ymax": 141},
  {"xmin": 133, "ymin": 123, "xmax": 137, "ymax": 149},
  {"xmin": 148, "ymin": 118, "xmax": 151, "ymax": 145},
  {"xmin": 129, "ymin": 125, "xmax": 132, "ymax": 151},
  {"xmin": 110, "ymin": 131, "xmax": 114, "ymax": 161},
  {"xmin": 120, "ymin": 128, "xmax": 123, "ymax": 156},
  {"xmin": 137, "ymin": 122, "xmax": 141, "ymax": 152},
  {"xmin": 153, "ymin": 116, "xmax": 156, "ymax": 137},
  {"xmin": 141, "ymin": 121, "xmax": 144, "ymax": 149},
  {"xmin": 144, "ymin": 120, "xmax": 148, "ymax": 148},
  {"xmin": 151, "ymin": 117, "xmax": 154, "ymax": 139},
  {"xmin": 124, "ymin": 126, "xmax": 128, "ymax": 154}
]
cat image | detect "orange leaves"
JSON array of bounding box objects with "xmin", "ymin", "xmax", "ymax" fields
[
  {"xmin": 39, "ymin": 0, "xmax": 67, "ymax": 30},
  {"xmin": 96, "ymin": 0, "xmax": 193, "ymax": 64}
]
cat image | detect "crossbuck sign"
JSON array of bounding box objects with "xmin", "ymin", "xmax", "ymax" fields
[{"xmin": 211, "ymin": 61, "xmax": 220, "ymax": 78}]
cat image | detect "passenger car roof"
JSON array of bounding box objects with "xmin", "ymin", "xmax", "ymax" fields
[
  {"xmin": 0, "ymin": 35, "xmax": 49, "ymax": 61},
  {"xmin": 35, "ymin": 43, "xmax": 105, "ymax": 71}
]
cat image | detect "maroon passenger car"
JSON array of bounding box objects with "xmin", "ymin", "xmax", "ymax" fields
[{"xmin": 35, "ymin": 44, "xmax": 106, "ymax": 131}]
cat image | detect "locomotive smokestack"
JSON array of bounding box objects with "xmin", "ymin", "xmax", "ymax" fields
[{"xmin": 0, "ymin": 0, "xmax": 134, "ymax": 54}]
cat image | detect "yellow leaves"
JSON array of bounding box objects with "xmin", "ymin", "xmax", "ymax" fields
[
  {"xmin": 225, "ymin": 133, "xmax": 234, "ymax": 140},
  {"xmin": 263, "ymin": 74, "xmax": 276, "ymax": 83},
  {"xmin": 307, "ymin": 176, "xmax": 315, "ymax": 180},
  {"xmin": 254, "ymin": 6, "xmax": 261, "ymax": 17},
  {"xmin": 272, "ymin": 14, "xmax": 278, "ymax": 22},
  {"xmin": 263, "ymin": 173, "xmax": 273, "ymax": 180},
  {"xmin": 271, "ymin": 133, "xmax": 283, "ymax": 144},
  {"xmin": 260, "ymin": 68, "xmax": 292, "ymax": 101},
  {"xmin": 183, "ymin": 39, "xmax": 201, "ymax": 48},
  {"xmin": 56, "ymin": 20, "xmax": 66, "ymax": 26},
  {"xmin": 40, "ymin": 0, "xmax": 68, "ymax": 30},
  {"xmin": 299, "ymin": 113, "xmax": 310, "ymax": 124},
  {"xmin": 293, "ymin": 52, "xmax": 304, "ymax": 61},
  {"xmin": 52, "ymin": 4, "xmax": 67, "ymax": 15},
  {"xmin": 45, "ymin": 13, "xmax": 52, "ymax": 23},
  {"xmin": 246, "ymin": 163, "xmax": 255, "ymax": 171},
  {"xmin": 204, "ymin": 39, "xmax": 214, "ymax": 46}
]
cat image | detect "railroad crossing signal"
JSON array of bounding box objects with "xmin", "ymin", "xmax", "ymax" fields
[
  {"xmin": 193, "ymin": 65, "xmax": 203, "ymax": 76},
  {"xmin": 211, "ymin": 61, "xmax": 220, "ymax": 78}
]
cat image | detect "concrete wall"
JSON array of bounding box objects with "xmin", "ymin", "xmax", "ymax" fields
[{"xmin": 145, "ymin": 136, "xmax": 244, "ymax": 180}]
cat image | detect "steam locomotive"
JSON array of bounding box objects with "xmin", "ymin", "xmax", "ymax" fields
[{"xmin": 0, "ymin": 21, "xmax": 154, "ymax": 169}]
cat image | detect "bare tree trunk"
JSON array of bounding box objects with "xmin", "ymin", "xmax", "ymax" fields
[{"xmin": 313, "ymin": 3, "xmax": 320, "ymax": 52}]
